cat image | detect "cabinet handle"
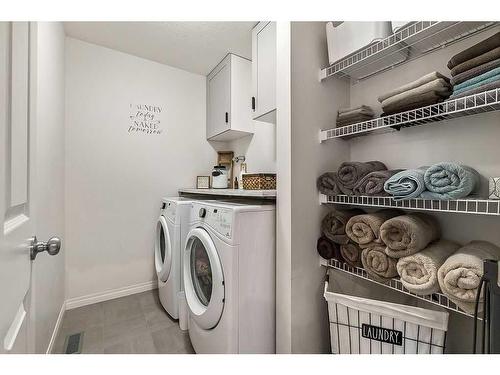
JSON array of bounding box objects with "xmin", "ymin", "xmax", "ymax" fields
[
  {"xmin": 252, "ymin": 97, "xmax": 256, "ymax": 111},
  {"xmin": 225, "ymin": 112, "xmax": 228, "ymax": 123}
]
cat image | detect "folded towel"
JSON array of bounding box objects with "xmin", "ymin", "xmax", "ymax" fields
[
  {"xmin": 450, "ymin": 58, "xmax": 500, "ymax": 86},
  {"xmin": 454, "ymin": 66, "xmax": 500, "ymax": 92},
  {"xmin": 317, "ymin": 236, "xmax": 341, "ymax": 261},
  {"xmin": 381, "ymin": 78, "xmax": 451, "ymax": 109},
  {"xmin": 336, "ymin": 114, "xmax": 375, "ymax": 127},
  {"xmin": 396, "ymin": 240, "xmax": 460, "ymax": 295},
  {"xmin": 384, "ymin": 168, "xmax": 428, "ymax": 200},
  {"xmin": 447, "ymin": 32, "xmax": 500, "ymax": 70},
  {"xmin": 352, "ymin": 169, "xmax": 404, "ymax": 196},
  {"xmin": 338, "ymin": 105, "xmax": 374, "ymax": 115},
  {"xmin": 346, "ymin": 210, "xmax": 401, "ymax": 248},
  {"xmin": 448, "ymin": 79, "xmax": 500, "ymax": 100},
  {"xmin": 321, "ymin": 208, "xmax": 365, "ymax": 245},
  {"xmin": 340, "ymin": 241, "xmax": 363, "ymax": 268},
  {"xmin": 361, "ymin": 245, "xmax": 398, "ymax": 283},
  {"xmin": 317, "ymin": 172, "xmax": 341, "ymax": 196},
  {"xmin": 451, "ymin": 46, "xmax": 500, "ymax": 76},
  {"xmin": 438, "ymin": 241, "xmax": 500, "ymax": 313},
  {"xmin": 380, "ymin": 213, "xmax": 441, "ymax": 258},
  {"xmin": 337, "ymin": 161, "xmax": 387, "ymax": 195},
  {"xmin": 452, "ymin": 72, "xmax": 500, "ymax": 96},
  {"xmin": 382, "ymin": 91, "xmax": 450, "ymax": 115},
  {"xmin": 421, "ymin": 162, "xmax": 480, "ymax": 200},
  {"xmin": 377, "ymin": 71, "xmax": 450, "ymax": 102}
]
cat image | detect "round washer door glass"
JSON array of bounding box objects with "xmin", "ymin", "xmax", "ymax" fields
[
  {"xmin": 184, "ymin": 227, "xmax": 224, "ymax": 330},
  {"xmin": 155, "ymin": 215, "xmax": 172, "ymax": 282}
]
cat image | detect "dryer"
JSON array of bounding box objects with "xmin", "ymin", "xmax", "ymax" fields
[
  {"xmin": 155, "ymin": 197, "xmax": 193, "ymax": 319},
  {"xmin": 183, "ymin": 200, "xmax": 276, "ymax": 353}
]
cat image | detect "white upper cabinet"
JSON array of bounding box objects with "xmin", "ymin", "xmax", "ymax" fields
[
  {"xmin": 206, "ymin": 54, "xmax": 253, "ymax": 141},
  {"xmin": 252, "ymin": 22, "xmax": 276, "ymax": 123}
]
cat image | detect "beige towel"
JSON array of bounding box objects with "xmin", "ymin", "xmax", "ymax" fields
[
  {"xmin": 346, "ymin": 210, "xmax": 401, "ymax": 248},
  {"xmin": 380, "ymin": 213, "xmax": 441, "ymax": 258},
  {"xmin": 438, "ymin": 241, "xmax": 500, "ymax": 313},
  {"xmin": 361, "ymin": 245, "xmax": 398, "ymax": 283},
  {"xmin": 380, "ymin": 78, "xmax": 451, "ymax": 109},
  {"xmin": 321, "ymin": 208, "xmax": 365, "ymax": 245},
  {"xmin": 377, "ymin": 72, "xmax": 450, "ymax": 102},
  {"xmin": 396, "ymin": 240, "xmax": 460, "ymax": 295},
  {"xmin": 340, "ymin": 241, "xmax": 363, "ymax": 268}
]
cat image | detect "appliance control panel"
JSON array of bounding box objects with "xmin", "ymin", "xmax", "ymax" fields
[{"xmin": 198, "ymin": 206, "xmax": 233, "ymax": 238}]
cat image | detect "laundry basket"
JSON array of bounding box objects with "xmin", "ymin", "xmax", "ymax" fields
[{"xmin": 324, "ymin": 281, "xmax": 449, "ymax": 354}]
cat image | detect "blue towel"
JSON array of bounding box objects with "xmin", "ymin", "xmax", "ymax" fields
[
  {"xmin": 420, "ymin": 162, "xmax": 480, "ymax": 200},
  {"xmin": 453, "ymin": 72, "xmax": 500, "ymax": 95},
  {"xmin": 384, "ymin": 168, "xmax": 428, "ymax": 200},
  {"xmin": 453, "ymin": 66, "xmax": 500, "ymax": 92}
]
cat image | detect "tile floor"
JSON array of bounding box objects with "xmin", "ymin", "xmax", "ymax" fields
[{"xmin": 52, "ymin": 290, "xmax": 194, "ymax": 354}]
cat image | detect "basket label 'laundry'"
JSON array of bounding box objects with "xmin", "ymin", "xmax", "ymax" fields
[{"xmin": 361, "ymin": 324, "xmax": 403, "ymax": 346}]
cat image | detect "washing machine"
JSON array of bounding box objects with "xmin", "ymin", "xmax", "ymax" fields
[
  {"xmin": 155, "ymin": 197, "xmax": 193, "ymax": 319},
  {"xmin": 183, "ymin": 200, "xmax": 276, "ymax": 353}
]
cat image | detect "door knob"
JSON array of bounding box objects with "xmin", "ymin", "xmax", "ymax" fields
[{"xmin": 30, "ymin": 236, "xmax": 62, "ymax": 260}]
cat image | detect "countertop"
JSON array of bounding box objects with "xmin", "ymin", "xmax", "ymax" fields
[{"xmin": 178, "ymin": 188, "xmax": 277, "ymax": 198}]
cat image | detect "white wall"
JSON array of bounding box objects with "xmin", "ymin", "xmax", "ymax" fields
[
  {"xmin": 65, "ymin": 38, "xmax": 217, "ymax": 301},
  {"xmin": 32, "ymin": 22, "xmax": 66, "ymax": 353}
]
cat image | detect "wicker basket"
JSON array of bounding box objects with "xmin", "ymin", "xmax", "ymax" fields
[{"xmin": 242, "ymin": 173, "xmax": 276, "ymax": 190}]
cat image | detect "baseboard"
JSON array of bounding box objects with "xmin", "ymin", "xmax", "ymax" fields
[
  {"xmin": 65, "ymin": 280, "xmax": 158, "ymax": 310},
  {"xmin": 46, "ymin": 301, "xmax": 66, "ymax": 354}
]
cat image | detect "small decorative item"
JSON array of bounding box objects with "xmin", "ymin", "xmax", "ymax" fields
[
  {"xmin": 242, "ymin": 173, "xmax": 277, "ymax": 190},
  {"xmin": 196, "ymin": 176, "xmax": 210, "ymax": 189},
  {"xmin": 489, "ymin": 177, "xmax": 500, "ymax": 200}
]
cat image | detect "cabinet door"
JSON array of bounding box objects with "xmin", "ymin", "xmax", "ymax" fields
[
  {"xmin": 207, "ymin": 60, "xmax": 230, "ymax": 139},
  {"xmin": 252, "ymin": 22, "xmax": 276, "ymax": 120}
]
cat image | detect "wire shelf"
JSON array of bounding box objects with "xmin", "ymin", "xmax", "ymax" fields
[
  {"xmin": 323, "ymin": 258, "xmax": 474, "ymax": 318},
  {"xmin": 320, "ymin": 88, "xmax": 500, "ymax": 141},
  {"xmin": 319, "ymin": 21, "xmax": 498, "ymax": 82},
  {"xmin": 320, "ymin": 194, "xmax": 500, "ymax": 216}
]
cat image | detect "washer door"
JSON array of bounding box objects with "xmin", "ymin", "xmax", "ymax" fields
[
  {"xmin": 155, "ymin": 215, "xmax": 172, "ymax": 282},
  {"xmin": 183, "ymin": 227, "xmax": 224, "ymax": 330}
]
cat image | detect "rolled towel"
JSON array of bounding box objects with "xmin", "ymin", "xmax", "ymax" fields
[
  {"xmin": 447, "ymin": 32, "xmax": 500, "ymax": 70},
  {"xmin": 421, "ymin": 162, "xmax": 480, "ymax": 200},
  {"xmin": 340, "ymin": 241, "xmax": 363, "ymax": 268},
  {"xmin": 316, "ymin": 236, "xmax": 341, "ymax": 261},
  {"xmin": 448, "ymin": 79, "xmax": 500, "ymax": 100},
  {"xmin": 317, "ymin": 172, "xmax": 341, "ymax": 196},
  {"xmin": 321, "ymin": 208, "xmax": 365, "ymax": 245},
  {"xmin": 346, "ymin": 209, "xmax": 401, "ymax": 248},
  {"xmin": 438, "ymin": 241, "xmax": 500, "ymax": 313},
  {"xmin": 361, "ymin": 245, "xmax": 398, "ymax": 283},
  {"xmin": 383, "ymin": 168, "xmax": 427, "ymax": 200},
  {"xmin": 380, "ymin": 78, "xmax": 451, "ymax": 110},
  {"xmin": 337, "ymin": 161, "xmax": 387, "ymax": 195},
  {"xmin": 377, "ymin": 71, "xmax": 450, "ymax": 102},
  {"xmin": 352, "ymin": 169, "xmax": 404, "ymax": 196},
  {"xmin": 396, "ymin": 240, "xmax": 461, "ymax": 295},
  {"xmin": 380, "ymin": 213, "xmax": 441, "ymax": 259},
  {"xmin": 450, "ymin": 57, "xmax": 500, "ymax": 86},
  {"xmin": 451, "ymin": 46, "xmax": 500, "ymax": 76}
]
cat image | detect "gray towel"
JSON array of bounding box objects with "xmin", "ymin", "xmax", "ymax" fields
[
  {"xmin": 321, "ymin": 208, "xmax": 365, "ymax": 245},
  {"xmin": 317, "ymin": 172, "xmax": 341, "ymax": 196},
  {"xmin": 421, "ymin": 162, "xmax": 480, "ymax": 200},
  {"xmin": 361, "ymin": 245, "xmax": 399, "ymax": 283},
  {"xmin": 396, "ymin": 240, "xmax": 460, "ymax": 295},
  {"xmin": 383, "ymin": 167, "xmax": 428, "ymax": 200},
  {"xmin": 447, "ymin": 32, "xmax": 500, "ymax": 69},
  {"xmin": 346, "ymin": 210, "xmax": 402, "ymax": 248},
  {"xmin": 352, "ymin": 169, "xmax": 404, "ymax": 196},
  {"xmin": 382, "ymin": 90, "xmax": 450, "ymax": 115},
  {"xmin": 450, "ymin": 58, "xmax": 500, "ymax": 86},
  {"xmin": 338, "ymin": 105, "xmax": 374, "ymax": 115},
  {"xmin": 438, "ymin": 241, "xmax": 500, "ymax": 313},
  {"xmin": 337, "ymin": 161, "xmax": 387, "ymax": 195},
  {"xmin": 451, "ymin": 46, "xmax": 500, "ymax": 76},
  {"xmin": 340, "ymin": 241, "xmax": 363, "ymax": 268},
  {"xmin": 380, "ymin": 78, "xmax": 451, "ymax": 109},
  {"xmin": 380, "ymin": 213, "xmax": 441, "ymax": 259},
  {"xmin": 377, "ymin": 72, "xmax": 450, "ymax": 102},
  {"xmin": 336, "ymin": 114, "xmax": 374, "ymax": 127},
  {"xmin": 448, "ymin": 79, "xmax": 500, "ymax": 100}
]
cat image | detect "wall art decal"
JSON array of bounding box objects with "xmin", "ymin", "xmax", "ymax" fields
[{"xmin": 128, "ymin": 104, "xmax": 163, "ymax": 135}]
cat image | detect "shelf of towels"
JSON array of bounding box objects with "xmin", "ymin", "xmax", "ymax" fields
[
  {"xmin": 320, "ymin": 88, "xmax": 500, "ymax": 141},
  {"xmin": 319, "ymin": 21, "xmax": 497, "ymax": 82},
  {"xmin": 322, "ymin": 258, "xmax": 474, "ymax": 318},
  {"xmin": 320, "ymin": 194, "xmax": 500, "ymax": 216}
]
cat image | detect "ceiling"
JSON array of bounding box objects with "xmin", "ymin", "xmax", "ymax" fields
[{"xmin": 63, "ymin": 22, "xmax": 256, "ymax": 75}]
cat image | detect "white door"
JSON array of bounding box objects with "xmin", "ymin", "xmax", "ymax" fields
[
  {"xmin": 155, "ymin": 215, "xmax": 173, "ymax": 282},
  {"xmin": 0, "ymin": 22, "xmax": 61, "ymax": 354},
  {"xmin": 207, "ymin": 58, "xmax": 231, "ymax": 139},
  {"xmin": 252, "ymin": 21, "xmax": 276, "ymax": 120}
]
